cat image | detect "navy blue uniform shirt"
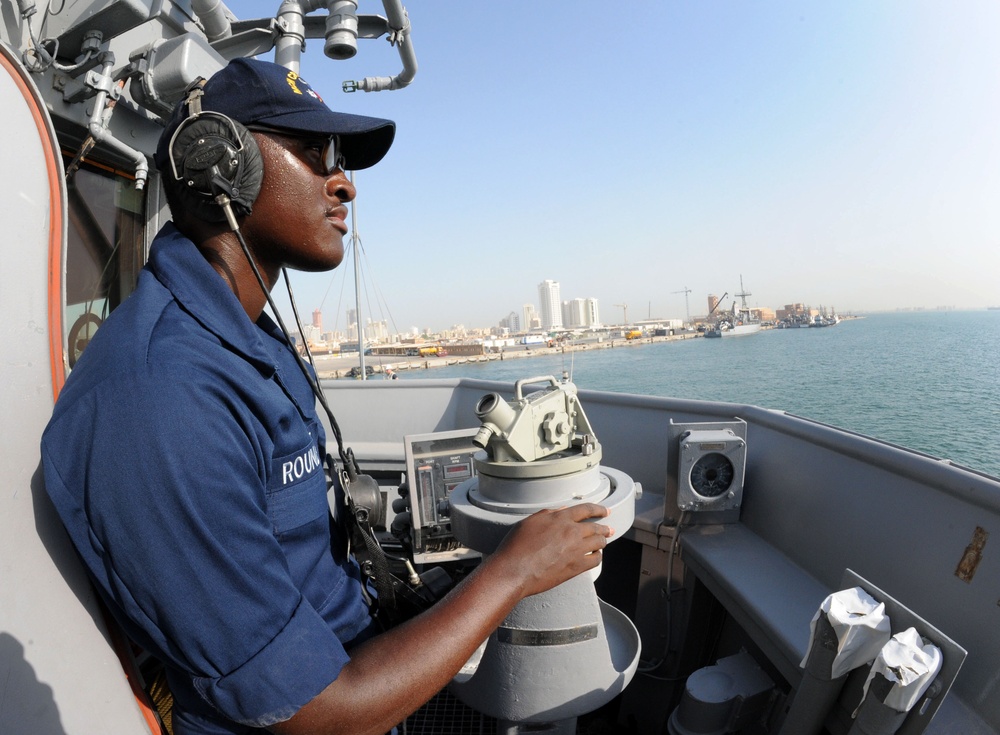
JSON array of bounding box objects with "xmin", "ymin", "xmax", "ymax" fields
[{"xmin": 41, "ymin": 224, "xmax": 376, "ymax": 733}]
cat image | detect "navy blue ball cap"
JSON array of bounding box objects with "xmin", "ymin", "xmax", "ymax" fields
[{"xmin": 154, "ymin": 57, "xmax": 395, "ymax": 172}]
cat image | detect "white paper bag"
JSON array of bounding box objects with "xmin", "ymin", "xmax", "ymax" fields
[
  {"xmin": 801, "ymin": 586, "xmax": 892, "ymax": 678},
  {"xmin": 860, "ymin": 627, "xmax": 943, "ymax": 713}
]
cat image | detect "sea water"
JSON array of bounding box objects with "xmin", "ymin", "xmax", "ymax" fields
[{"xmin": 394, "ymin": 311, "xmax": 1000, "ymax": 478}]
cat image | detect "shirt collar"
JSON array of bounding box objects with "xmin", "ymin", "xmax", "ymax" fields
[{"xmin": 147, "ymin": 223, "xmax": 282, "ymax": 376}]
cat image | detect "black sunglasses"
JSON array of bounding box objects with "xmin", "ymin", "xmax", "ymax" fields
[{"xmin": 246, "ymin": 124, "xmax": 346, "ymax": 174}]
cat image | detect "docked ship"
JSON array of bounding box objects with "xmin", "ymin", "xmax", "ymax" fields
[
  {"xmin": 705, "ymin": 279, "xmax": 762, "ymax": 338},
  {"xmin": 720, "ymin": 319, "xmax": 762, "ymax": 337},
  {"xmin": 3, "ymin": 4, "xmax": 999, "ymax": 735},
  {"xmin": 723, "ymin": 278, "xmax": 763, "ymax": 337}
]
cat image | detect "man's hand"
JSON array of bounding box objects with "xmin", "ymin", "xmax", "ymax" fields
[
  {"xmin": 272, "ymin": 503, "xmax": 614, "ymax": 735},
  {"xmin": 489, "ymin": 503, "xmax": 613, "ymax": 598}
]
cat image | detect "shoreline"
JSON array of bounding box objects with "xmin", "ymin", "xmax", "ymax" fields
[
  {"xmin": 315, "ymin": 331, "xmax": 700, "ymax": 379},
  {"xmin": 315, "ymin": 315, "xmax": 866, "ymax": 379}
]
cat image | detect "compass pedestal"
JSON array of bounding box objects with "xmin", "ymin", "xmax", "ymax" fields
[{"xmin": 449, "ymin": 458, "xmax": 640, "ymax": 725}]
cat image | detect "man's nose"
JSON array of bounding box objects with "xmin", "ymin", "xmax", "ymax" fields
[{"xmin": 326, "ymin": 171, "xmax": 356, "ymax": 202}]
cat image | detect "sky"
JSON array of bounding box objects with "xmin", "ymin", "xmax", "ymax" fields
[{"xmin": 242, "ymin": 1, "xmax": 1000, "ymax": 333}]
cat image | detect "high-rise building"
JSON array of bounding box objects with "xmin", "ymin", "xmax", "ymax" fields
[
  {"xmin": 501, "ymin": 311, "xmax": 520, "ymax": 332},
  {"xmin": 538, "ymin": 280, "xmax": 563, "ymax": 329},
  {"xmin": 523, "ymin": 304, "xmax": 537, "ymax": 332},
  {"xmin": 302, "ymin": 323, "xmax": 321, "ymax": 345},
  {"xmin": 584, "ymin": 298, "xmax": 600, "ymax": 327},
  {"xmin": 366, "ymin": 319, "xmax": 389, "ymax": 342},
  {"xmin": 707, "ymin": 294, "xmax": 720, "ymax": 316},
  {"xmin": 312, "ymin": 309, "xmax": 322, "ymax": 331},
  {"xmin": 563, "ymin": 298, "xmax": 587, "ymax": 328}
]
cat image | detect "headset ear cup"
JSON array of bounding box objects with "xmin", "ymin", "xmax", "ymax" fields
[
  {"xmin": 233, "ymin": 124, "xmax": 264, "ymax": 216},
  {"xmin": 168, "ymin": 113, "xmax": 263, "ymax": 223}
]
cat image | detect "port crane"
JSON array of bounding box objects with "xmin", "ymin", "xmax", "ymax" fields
[
  {"xmin": 707, "ymin": 292, "xmax": 728, "ymax": 319},
  {"xmin": 615, "ymin": 303, "xmax": 628, "ymax": 325},
  {"xmin": 672, "ymin": 287, "xmax": 692, "ymax": 324}
]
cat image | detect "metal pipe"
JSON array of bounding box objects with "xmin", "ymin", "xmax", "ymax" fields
[
  {"xmin": 846, "ymin": 674, "xmax": 909, "ymax": 735},
  {"xmin": 777, "ymin": 614, "xmax": 847, "ymax": 735},
  {"xmin": 274, "ymin": 0, "xmax": 416, "ymax": 89},
  {"xmin": 274, "ymin": 0, "xmax": 326, "ymax": 72},
  {"xmin": 190, "ymin": 0, "xmax": 232, "ymax": 42},
  {"xmin": 349, "ymin": 0, "xmax": 416, "ymax": 92},
  {"xmin": 324, "ymin": 0, "xmax": 359, "ymax": 60},
  {"xmin": 86, "ymin": 59, "xmax": 148, "ymax": 189}
]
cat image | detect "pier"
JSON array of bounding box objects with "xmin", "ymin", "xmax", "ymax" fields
[{"xmin": 314, "ymin": 330, "xmax": 704, "ymax": 379}]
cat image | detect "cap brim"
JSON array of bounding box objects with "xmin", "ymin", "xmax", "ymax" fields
[{"xmin": 253, "ymin": 109, "xmax": 395, "ymax": 170}]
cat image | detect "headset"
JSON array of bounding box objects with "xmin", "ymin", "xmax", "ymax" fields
[{"xmin": 166, "ymin": 80, "xmax": 264, "ymax": 226}]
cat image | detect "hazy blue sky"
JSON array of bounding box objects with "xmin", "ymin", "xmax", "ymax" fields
[{"xmin": 243, "ymin": 1, "xmax": 1000, "ymax": 333}]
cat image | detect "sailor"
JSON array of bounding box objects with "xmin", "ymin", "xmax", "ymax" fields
[{"xmin": 40, "ymin": 58, "xmax": 612, "ymax": 735}]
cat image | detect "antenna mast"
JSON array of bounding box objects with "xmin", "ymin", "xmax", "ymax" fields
[
  {"xmin": 351, "ymin": 171, "xmax": 366, "ymax": 380},
  {"xmin": 735, "ymin": 275, "xmax": 752, "ymax": 314}
]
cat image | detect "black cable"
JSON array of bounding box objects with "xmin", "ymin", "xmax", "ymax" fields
[
  {"xmin": 231, "ymin": 227, "xmax": 425, "ymax": 623},
  {"xmin": 276, "ymin": 264, "xmax": 414, "ymax": 568},
  {"xmin": 231, "ymin": 225, "xmax": 353, "ymax": 473},
  {"xmin": 212, "ymin": 192, "xmax": 418, "ymax": 622},
  {"xmin": 283, "ymin": 269, "xmax": 319, "ymax": 376}
]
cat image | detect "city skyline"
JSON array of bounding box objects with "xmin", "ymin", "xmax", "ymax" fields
[
  {"xmin": 300, "ymin": 282, "xmax": 876, "ymax": 344},
  {"xmin": 254, "ymin": 1, "xmax": 1000, "ymax": 332}
]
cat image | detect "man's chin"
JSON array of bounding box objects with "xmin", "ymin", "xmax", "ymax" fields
[{"xmin": 303, "ymin": 252, "xmax": 344, "ymax": 272}]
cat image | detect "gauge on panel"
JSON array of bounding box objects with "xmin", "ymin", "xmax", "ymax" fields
[
  {"xmin": 689, "ymin": 452, "xmax": 735, "ymax": 498},
  {"xmin": 675, "ymin": 427, "xmax": 747, "ymax": 513}
]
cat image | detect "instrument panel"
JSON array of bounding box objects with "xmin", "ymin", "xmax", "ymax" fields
[{"xmin": 403, "ymin": 428, "xmax": 482, "ymax": 563}]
